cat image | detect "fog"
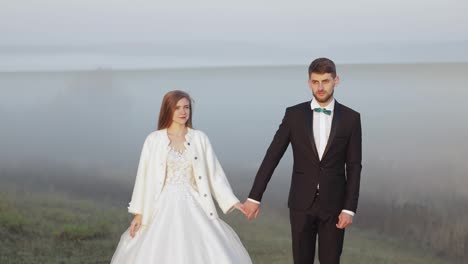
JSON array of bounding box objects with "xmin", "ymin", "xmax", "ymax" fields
[{"xmin": 1, "ymin": 63, "xmax": 467, "ymax": 207}]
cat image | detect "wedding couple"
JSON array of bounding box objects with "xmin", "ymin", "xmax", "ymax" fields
[{"xmin": 110, "ymin": 58, "xmax": 362, "ymax": 264}]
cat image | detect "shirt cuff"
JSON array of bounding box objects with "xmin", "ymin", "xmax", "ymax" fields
[
  {"xmin": 341, "ymin": 209, "xmax": 355, "ymax": 216},
  {"xmin": 247, "ymin": 198, "xmax": 261, "ymax": 204}
]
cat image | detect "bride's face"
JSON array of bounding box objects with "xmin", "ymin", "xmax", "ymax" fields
[{"xmin": 172, "ymin": 98, "xmax": 190, "ymax": 125}]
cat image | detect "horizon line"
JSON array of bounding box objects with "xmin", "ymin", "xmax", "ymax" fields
[{"xmin": 1, "ymin": 60, "xmax": 468, "ymax": 73}]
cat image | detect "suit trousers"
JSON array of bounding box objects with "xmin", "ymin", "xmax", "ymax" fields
[{"xmin": 289, "ymin": 195, "xmax": 345, "ymax": 264}]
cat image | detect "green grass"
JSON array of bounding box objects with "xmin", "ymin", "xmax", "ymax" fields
[
  {"xmin": 0, "ymin": 191, "xmax": 128, "ymax": 264},
  {"xmin": 224, "ymin": 212, "xmax": 456, "ymax": 264},
  {"xmin": 0, "ymin": 189, "xmax": 460, "ymax": 264}
]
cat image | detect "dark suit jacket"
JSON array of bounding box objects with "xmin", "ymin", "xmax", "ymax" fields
[{"xmin": 248, "ymin": 100, "xmax": 362, "ymax": 216}]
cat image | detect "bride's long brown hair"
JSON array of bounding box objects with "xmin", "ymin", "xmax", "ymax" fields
[{"xmin": 157, "ymin": 90, "xmax": 194, "ymax": 130}]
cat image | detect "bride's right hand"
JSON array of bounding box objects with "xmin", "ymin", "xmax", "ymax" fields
[{"xmin": 129, "ymin": 214, "xmax": 142, "ymax": 238}]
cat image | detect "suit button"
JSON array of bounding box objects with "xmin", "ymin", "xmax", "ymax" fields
[
  {"xmin": 204, "ymin": 194, "xmax": 207, "ymax": 197},
  {"xmin": 210, "ymin": 212, "xmax": 213, "ymax": 216},
  {"xmin": 187, "ymin": 142, "xmax": 190, "ymax": 146},
  {"xmin": 199, "ymin": 176, "xmax": 202, "ymax": 180},
  {"xmin": 194, "ymin": 157, "xmax": 198, "ymax": 160}
]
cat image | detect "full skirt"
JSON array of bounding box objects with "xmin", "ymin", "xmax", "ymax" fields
[{"xmin": 111, "ymin": 184, "xmax": 252, "ymax": 264}]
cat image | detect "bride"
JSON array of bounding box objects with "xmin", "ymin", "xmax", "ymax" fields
[{"xmin": 111, "ymin": 90, "xmax": 252, "ymax": 263}]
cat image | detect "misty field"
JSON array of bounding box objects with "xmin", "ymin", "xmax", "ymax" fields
[
  {"xmin": 0, "ymin": 179, "xmax": 461, "ymax": 264},
  {"xmin": 2, "ymin": 63, "xmax": 468, "ymax": 263}
]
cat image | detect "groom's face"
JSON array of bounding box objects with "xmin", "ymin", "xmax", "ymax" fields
[{"xmin": 308, "ymin": 72, "xmax": 339, "ymax": 104}]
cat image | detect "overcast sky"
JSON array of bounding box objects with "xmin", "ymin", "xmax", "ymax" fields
[{"xmin": 1, "ymin": 0, "xmax": 468, "ymax": 70}]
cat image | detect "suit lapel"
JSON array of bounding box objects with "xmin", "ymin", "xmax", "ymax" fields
[
  {"xmin": 304, "ymin": 103, "xmax": 320, "ymax": 161},
  {"xmin": 322, "ymin": 101, "xmax": 341, "ymax": 159}
]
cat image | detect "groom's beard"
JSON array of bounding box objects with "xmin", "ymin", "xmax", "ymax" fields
[{"xmin": 313, "ymin": 89, "xmax": 334, "ymax": 104}]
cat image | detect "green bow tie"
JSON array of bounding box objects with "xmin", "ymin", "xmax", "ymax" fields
[{"xmin": 313, "ymin": 108, "xmax": 332, "ymax": 115}]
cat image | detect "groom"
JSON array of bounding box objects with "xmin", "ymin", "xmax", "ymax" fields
[{"xmin": 244, "ymin": 58, "xmax": 362, "ymax": 264}]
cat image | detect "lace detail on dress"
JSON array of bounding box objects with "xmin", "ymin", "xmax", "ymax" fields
[{"xmin": 164, "ymin": 147, "xmax": 198, "ymax": 192}]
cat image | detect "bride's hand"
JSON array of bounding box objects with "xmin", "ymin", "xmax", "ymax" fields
[
  {"xmin": 233, "ymin": 202, "xmax": 247, "ymax": 216},
  {"xmin": 129, "ymin": 214, "xmax": 142, "ymax": 238}
]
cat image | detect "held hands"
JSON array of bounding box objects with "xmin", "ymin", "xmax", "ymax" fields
[
  {"xmin": 129, "ymin": 214, "xmax": 142, "ymax": 238},
  {"xmin": 336, "ymin": 211, "xmax": 353, "ymax": 229},
  {"xmin": 243, "ymin": 200, "xmax": 260, "ymax": 220},
  {"xmin": 233, "ymin": 202, "xmax": 247, "ymax": 216}
]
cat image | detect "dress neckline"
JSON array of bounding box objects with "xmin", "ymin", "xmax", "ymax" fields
[
  {"xmin": 168, "ymin": 145, "xmax": 187, "ymax": 155},
  {"xmin": 166, "ymin": 127, "xmax": 191, "ymax": 152}
]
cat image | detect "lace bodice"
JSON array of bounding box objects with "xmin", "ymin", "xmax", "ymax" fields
[{"xmin": 164, "ymin": 147, "xmax": 198, "ymax": 191}]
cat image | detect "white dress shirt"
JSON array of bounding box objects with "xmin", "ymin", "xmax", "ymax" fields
[
  {"xmin": 311, "ymin": 98, "xmax": 354, "ymax": 216},
  {"xmin": 249, "ymin": 98, "xmax": 355, "ymax": 217},
  {"xmin": 311, "ymin": 98, "xmax": 334, "ymax": 161}
]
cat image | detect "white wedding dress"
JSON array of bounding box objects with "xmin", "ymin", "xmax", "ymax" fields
[{"xmin": 111, "ymin": 147, "xmax": 252, "ymax": 264}]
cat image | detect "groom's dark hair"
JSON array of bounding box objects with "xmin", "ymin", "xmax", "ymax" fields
[{"xmin": 308, "ymin": 57, "xmax": 337, "ymax": 78}]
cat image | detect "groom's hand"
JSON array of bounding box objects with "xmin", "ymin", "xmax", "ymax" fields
[
  {"xmin": 243, "ymin": 200, "xmax": 260, "ymax": 220},
  {"xmin": 336, "ymin": 212, "xmax": 353, "ymax": 229}
]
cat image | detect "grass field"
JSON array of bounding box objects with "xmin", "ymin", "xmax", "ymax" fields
[{"xmin": 0, "ymin": 186, "xmax": 459, "ymax": 264}]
